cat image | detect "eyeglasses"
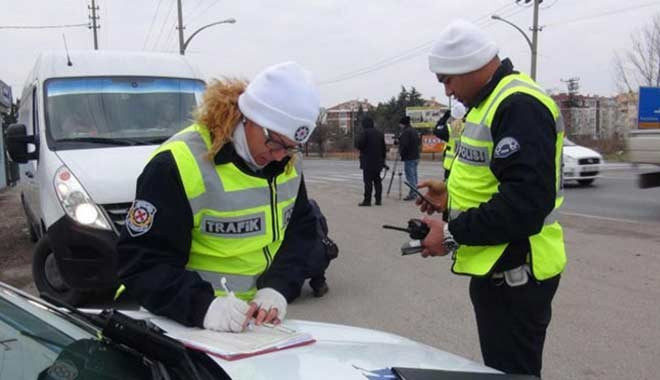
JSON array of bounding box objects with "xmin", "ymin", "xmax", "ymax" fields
[{"xmin": 263, "ymin": 128, "xmax": 301, "ymax": 155}]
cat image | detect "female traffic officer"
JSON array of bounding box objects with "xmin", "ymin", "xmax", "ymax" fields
[{"xmin": 116, "ymin": 62, "xmax": 320, "ymax": 332}]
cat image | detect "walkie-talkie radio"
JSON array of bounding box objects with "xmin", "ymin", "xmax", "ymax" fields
[{"xmin": 382, "ymin": 219, "xmax": 430, "ymax": 255}]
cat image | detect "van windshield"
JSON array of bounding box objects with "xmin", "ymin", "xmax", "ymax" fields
[{"xmin": 45, "ymin": 77, "xmax": 205, "ymax": 149}]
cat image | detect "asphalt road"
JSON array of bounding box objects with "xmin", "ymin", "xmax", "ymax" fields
[{"xmin": 302, "ymin": 158, "xmax": 660, "ymax": 224}]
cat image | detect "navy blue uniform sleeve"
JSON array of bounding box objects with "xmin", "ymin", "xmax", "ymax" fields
[
  {"xmin": 448, "ymin": 93, "xmax": 557, "ymax": 246},
  {"xmin": 258, "ymin": 175, "xmax": 316, "ymax": 302},
  {"xmin": 116, "ymin": 151, "xmax": 215, "ymax": 327}
]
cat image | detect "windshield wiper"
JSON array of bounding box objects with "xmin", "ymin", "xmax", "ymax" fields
[{"xmin": 56, "ymin": 137, "xmax": 146, "ymax": 146}]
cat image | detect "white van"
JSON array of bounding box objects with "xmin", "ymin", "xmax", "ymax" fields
[{"xmin": 6, "ymin": 50, "xmax": 205, "ymax": 305}]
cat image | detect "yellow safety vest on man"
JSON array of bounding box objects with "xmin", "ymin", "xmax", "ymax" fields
[
  {"xmin": 152, "ymin": 124, "xmax": 302, "ymax": 300},
  {"xmin": 447, "ymin": 73, "xmax": 566, "ymax": 280},
  {"xmin": 442, "ymin": 119, "xmax": 464, "ymax": 172}
]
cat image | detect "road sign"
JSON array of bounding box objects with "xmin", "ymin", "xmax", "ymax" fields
[{"xmin": 638, "ymin": 86, "xmax": 660, "ymax": 129}]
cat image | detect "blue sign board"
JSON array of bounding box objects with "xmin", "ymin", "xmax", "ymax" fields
[{"xmin": 638, "ymin": 86, "xmax": 660, "ymax": 129}]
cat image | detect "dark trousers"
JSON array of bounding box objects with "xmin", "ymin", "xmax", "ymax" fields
[
  {"xmin": 362, "ymin": 169, "xmax": 382, "ymax": 204},
  {"xmin": 469, "ymin": 274, "xmax": 560, "ymax": 377}
]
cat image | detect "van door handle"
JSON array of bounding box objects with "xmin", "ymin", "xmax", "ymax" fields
[{"xmin": 25, "ymin": 171, "xmax": 34, "ymax": 178}]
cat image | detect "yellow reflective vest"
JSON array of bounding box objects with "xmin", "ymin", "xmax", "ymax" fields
[
  {"xmin": 152, "ymin": 124, "xmax": 302, "ymax": 300},
  {"xmin": 442, "ymin": 119, "xmax": 464, "ymax": 172},
  {"xmin": 447, "ymin": 73, "xmax": 566, "ymax": 280}
]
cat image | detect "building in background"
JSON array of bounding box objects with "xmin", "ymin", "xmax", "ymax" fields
[
  {"xmin": 551, "ymin": 93, "xmax": 638, "ymax": 140},
  {"xmin": 325, "ymin": 98, "xmax": 374, "ymax": 134},
  {"xmin": 0, "ymin": 80, "xmax": 13, "ymax": 189}
]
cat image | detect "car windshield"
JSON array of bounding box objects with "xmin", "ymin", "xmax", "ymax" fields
[
  {"xmin": 44, "ymin": 77, "xmax": 205, "ymax": 149},
  {"xmin": 0, "ymin": 290, "xmax": 154, "ymax": 380},
  {"xmin": 563, "ymin": 138, "xmax": 576, "ymax": 146}
]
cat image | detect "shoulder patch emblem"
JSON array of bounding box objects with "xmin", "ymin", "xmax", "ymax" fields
[
  {"xmin": 294, "ymin": 125, "xmax": 310, "ymax": 142},
  {"xmin": 126, "ymin": 200, "xmax": 157, "ymax": 237},
  {"xmin": 494, "ymin": 137, "xmax": 521, "ymax": 159}
]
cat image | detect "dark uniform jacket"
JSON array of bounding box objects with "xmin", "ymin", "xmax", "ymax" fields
[
  {"xmin": 398, "ymin": 126, "xmax": 421, "ymax": 161},
  {"xmin": 116, "ymin": 143, "xmax": 317, "ymax": 327},
  {"xmin": 448, "ymin": 58, "xmax": 558, "ymax": 272},
  {"xmin": 356, "ymin": 126, "xmax": 386, "ymax": 174}
]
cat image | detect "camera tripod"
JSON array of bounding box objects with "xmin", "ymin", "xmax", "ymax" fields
[{"xmin": 385, "ymin": 154, "xmax": 403, "ymax": 199}]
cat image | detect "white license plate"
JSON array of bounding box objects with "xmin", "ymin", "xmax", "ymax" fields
[{"xmin": 581, "ymin": 165, "xmax": 599, "ymax": 171}]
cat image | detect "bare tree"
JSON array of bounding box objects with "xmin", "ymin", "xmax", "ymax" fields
[
  {"xmin": 614, "ymin": 13, "xmax": 660, "ymax": 93},
  {"xmin": 307, "ymin": 108, "xmax": 332, "ymax": 157}
]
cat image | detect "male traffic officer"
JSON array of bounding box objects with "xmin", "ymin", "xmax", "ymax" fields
[{"xmin": 416, "ymin": 20, "xmax": 566, "ymax": 377}]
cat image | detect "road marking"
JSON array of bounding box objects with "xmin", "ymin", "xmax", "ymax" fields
[{"xmin": 559, "ymin": 211, "xmax": 650, "ymax": 224}]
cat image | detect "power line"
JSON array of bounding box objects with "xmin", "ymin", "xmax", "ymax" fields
[
  {"xmin": 0, "ymin": 23, "xmax": 88, "ymax": 30},
  {"xmin": 540, "ymin": 0, "xmax": 560, "ymax": 9},
  {"xmin": 319, "ymin": 3, "xmax": 520, "ymax": 86},
  {"xmin": 152, "ymin": 0, "xmax": 177, "ymax": 50},
  {"xmin": 143, "ymin": 0, "xmax": 165, "ymax": 50},
  {"xmin": 187, "ymin": 0, "xmax": 222, "ymax": 25},
  {"xmin": 545, "ymin": 1, "xmax": 660, "ymax": 27}
]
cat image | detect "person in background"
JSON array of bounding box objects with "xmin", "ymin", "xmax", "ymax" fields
[
  {"xmin": 116, "ymin": 62, "xmax": 321, "ymax": 333},
  {"xmin": 398, "ymin": 116, "xmax": 421, "ymax": 200},
  {"xmin": 356, "ymin": 116, "xmax": 386, "ymax": 206},
  {"xmin": 416, "ymin": 19, "xmax": 566, "ymax": 377}
]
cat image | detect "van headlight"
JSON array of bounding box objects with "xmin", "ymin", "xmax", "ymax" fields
[
  {"xmin": 564, "ymin": 156, "xmax": 577, "ymax": 165},
  {"xmin": 53, "ymin": 165, "xmax": 111, "ymax": 230}
]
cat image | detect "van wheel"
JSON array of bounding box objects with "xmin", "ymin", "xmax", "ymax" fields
[
  {"xmin": 578, "ymin": 179, "xmax": 595, "ymax": 186},
  {"xmin": 32, "ymin": 236, "xmax": 89, "ymax": 306}
]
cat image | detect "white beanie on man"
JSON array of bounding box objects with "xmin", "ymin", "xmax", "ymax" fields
[
  {"xmin": 238, "ymin": 61, "xmax": 320, "ymax": 144},
  {"xmin": 428, "ymin": 19, "xmax": 499, "ymax": 75}
]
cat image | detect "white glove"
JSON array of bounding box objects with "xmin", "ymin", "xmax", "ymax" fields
[
  {"xmin": 252, "ymin": 288, "xmax": 287, "ymax": 321},
  {"xmin": 203, "ymin": 295, "xmax": 251, "ymax": 333}
]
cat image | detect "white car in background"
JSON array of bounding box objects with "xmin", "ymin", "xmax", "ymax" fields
[{"xmin": 563, "ymin": 138, "xmax": 603, "ymax": 186}]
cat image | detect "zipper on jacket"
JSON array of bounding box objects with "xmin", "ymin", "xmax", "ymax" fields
[
  {"xmin": 262, "ymin": 246, "xmax": 272, "ymax": 270},
  {"xmin": 267, "ymin": 176, "xmax": 279, "ymax": 242}
]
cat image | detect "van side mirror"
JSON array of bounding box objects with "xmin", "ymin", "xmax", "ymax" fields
[{"xmin": 6, "ymin": 124, "xmax": 38, "ymax": 163}]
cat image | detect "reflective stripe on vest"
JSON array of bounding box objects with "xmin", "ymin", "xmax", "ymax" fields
[
  {"xmin": 447, "ymin": 73, "xmax": 566, "ymax": 280},
  {"xmin": 152, "ymin": 124, "xmax": 302, "ymax": 300}
]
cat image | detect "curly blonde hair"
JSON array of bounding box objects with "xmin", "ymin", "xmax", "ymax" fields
[{"xmin": 194, "ymin": 78, "xmax": 247, "ymax": 158}]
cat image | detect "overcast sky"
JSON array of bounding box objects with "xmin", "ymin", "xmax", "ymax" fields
[{"xmin": 2, "ymin": 0, "xmax": 659, "ymax": 107}]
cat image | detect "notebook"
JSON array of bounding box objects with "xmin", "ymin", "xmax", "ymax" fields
[{"xmin": 148, "ymin": 317, "xmax": 315, "ymax": 361}]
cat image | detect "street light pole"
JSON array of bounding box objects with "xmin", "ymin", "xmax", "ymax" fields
[
  {"xmin": 177, "ymin": 0, "xmax": 185, "ymax": 55},
  {"xmin": 182, "ymin": 18, "xmax": 236, "ymax": 55},
  {"xmin": 491, "ymin": 0, "xmax": 541, "ymax": 80}
]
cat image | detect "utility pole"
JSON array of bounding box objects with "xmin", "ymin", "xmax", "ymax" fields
[
  {"xmin": 530, "ymin": 0, "xmax": 540, "ymax": 81},
  {"xmin": 514, "ymin": 0, "xmax": 542, "ymax": 80},
  {"xmin": 177, "ymin": 0, "xmax": 185, "ymax": 55},
  {"xmin": 561, "ymin": 77, "xmax": 581, "ymax": 137},
  {"xmin": 88, "ymin": 0, "xmax": 100, "ymax": 50}
]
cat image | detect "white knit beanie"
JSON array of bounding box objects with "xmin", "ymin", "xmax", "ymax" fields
[
  {"xmin": 238, "ymin": 61, "xmax": 320, "ymax": 144},
  {"xmin": 428, "ymin": 19, "xmax": 499, "ymax": 75}
]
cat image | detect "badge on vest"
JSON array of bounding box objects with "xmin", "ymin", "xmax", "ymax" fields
[
  {"xmin": 494, "ymin": 137, "xmax": 521, "ymax": 159},
  {"xmin": 457, "ymin": 144, "xmax": 489, "ymax": 165},
  {"xmin": 282, "ymin": 204, "xmax": 294, "ymax": 228},
  {"xmin": 126, "ymin": 200, "xmax": 157, "ymax": 237},
  {"xmin": 202, "ymin": 213, "xmax": 266, "ymax": 238}
]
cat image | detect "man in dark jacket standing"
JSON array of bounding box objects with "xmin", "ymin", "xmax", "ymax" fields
[
  {"xmin": 398, "ymin": 116, "xmax": 421, "ymax": 200},
  {"xmin": 356, "ymin": 116, "xmax": 386, "ymax": 206}
]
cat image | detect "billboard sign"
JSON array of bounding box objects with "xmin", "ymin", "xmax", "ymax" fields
[
  {"xmin": 421, "ymin": 134, "xmax": 445, "ymax": 153},
  {"xmin": 638, "ymin": 86, "xmax": 660, "ymax": 129},
  {"xmin": 406, "ymin": 106, "xmax": 446, "ymax": 129}
]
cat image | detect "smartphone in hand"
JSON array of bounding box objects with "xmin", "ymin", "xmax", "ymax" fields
[{"xmin": 403, "ymin": 181, "xmax": 433, "ymax": 205}]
